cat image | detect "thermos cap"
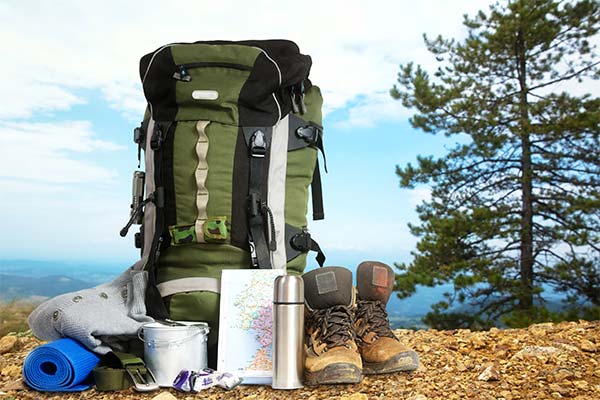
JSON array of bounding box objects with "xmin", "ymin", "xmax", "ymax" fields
[{"xmin": 274, "ymin": 275, "xmax": 304, "ymax": 304}]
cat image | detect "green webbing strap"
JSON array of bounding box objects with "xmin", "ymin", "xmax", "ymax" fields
[{"xmin": 93, "ymin": 352, "xmax": 158, "ymax": 392}]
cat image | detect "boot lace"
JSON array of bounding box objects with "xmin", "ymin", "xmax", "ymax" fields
[
  {"xmin": 306, "ymin": 305, "xmax": 355, "ymax": 351},
  {"xmin": 355, "ymin": 299, "xmax": 396, "ymax": 345}
]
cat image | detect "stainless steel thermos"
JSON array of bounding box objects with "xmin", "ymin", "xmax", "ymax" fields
[{"xmin": 272, "ymin": 275, "xmax": 304, "ymax": 389}]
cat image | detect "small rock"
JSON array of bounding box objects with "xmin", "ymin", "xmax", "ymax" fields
[
  {"xmin": 0, "ymin": 336, "xmax": 18, "ymax": 355},
  {"xmin": 553, "ymin": 340, "xmax": 580, "ymax": 352},
  {"xmin": 513, "ymin": 346, "xmax": 561, "ymax": 359},
  {"xmin": 471, "ymin": 335, "xmax": 487, "ymax": 349},
  {"xmin": 407, "ymin": 395, "xmax": 428, "ymax": 400},
  {"xmin": 0, "ymin": 365, "xmax": 21, "ymax": 377},
  {"xmin": 551, "ymin": 392, "xmax": 562, "ymax": 399},
  {"xmin": 1, "ymin": 378, "xmax": 25, "ymax": 391},
  {"xmin": 551, "ymin": 368, "xmax": 575, "ymax": 381},
  {"xmin": 456, "ymin": 362, "xmax": 468, "ymax": 372},
  {"xmin": 528, "ymin": 326, "xmax": 548, "ymax": 337},
  {"xmin": 549, "ymin": 383, "xmax": 570, "ymax": 396},
  {"xmin": 151, "ymin": 392, "xmax": 177, "ymax": 400},
  {"xmin": 348, "ymin": 394, "xmax": 368, "ymax": 400},
  {"xmin": 578, "ymin": 339, "xmax": 597, "ymax": 352},
  {"xmin": 572, "ymin": 380, "xmax": 588, "ymax": 390},
  {"xmin": 478, "ymin": 365, "xmax": 501, "ymax": 381}
]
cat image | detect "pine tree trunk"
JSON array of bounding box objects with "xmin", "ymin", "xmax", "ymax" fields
[
  {"xmin": 519, "ymin": 118, "xmax": 534, "ymax": 310},
  {"xmin": 517, "ymin": 26, "xmax": 534, "ymax": 310}
]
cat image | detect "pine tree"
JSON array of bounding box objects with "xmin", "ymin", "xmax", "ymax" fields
[{"xmin": 391, "ymin": 0, "xmax": 600, "ymax": 328}]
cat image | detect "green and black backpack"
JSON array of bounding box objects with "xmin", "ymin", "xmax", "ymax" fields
[{"xmin": 121, "ymin": 40, "xmax": 326, "ymax": 360}]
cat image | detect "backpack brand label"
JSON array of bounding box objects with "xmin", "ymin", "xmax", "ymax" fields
[
  {"xmin": 192, "ymin": 90, "xmax": 219, "ymax": 100},
  {"xmin": 315, "ymin": 271, "xmax": 338, "ymax": 294}
]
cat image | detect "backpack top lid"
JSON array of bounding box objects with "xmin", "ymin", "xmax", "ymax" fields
[{"xmin": 139, "ymin": 40, "xmax": 313, "ymax": 126}]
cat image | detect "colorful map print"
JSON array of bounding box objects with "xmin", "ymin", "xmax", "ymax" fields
[
  {"xmin": 218, "ymin": 269, "xmax": 284, "ymax": 384},
  {"xmin": 233, "ymin": 274, "xmax": 277, "ymax": 371}
]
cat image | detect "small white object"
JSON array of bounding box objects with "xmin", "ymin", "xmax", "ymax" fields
[{"xmin": 192, "ymin": 90, "xmax": 219, "ymax": 101}]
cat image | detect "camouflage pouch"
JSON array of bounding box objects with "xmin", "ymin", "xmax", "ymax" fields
[
  {"xmin": 203, "ymin": 217, "xmax": 229, "ymax": 242},
  {"xmin": 169, "ymin": 225, "xmax": 198, "ymax": 246}
]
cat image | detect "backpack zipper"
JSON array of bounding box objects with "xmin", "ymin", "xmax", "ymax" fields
[{"xmin": 173, "ymin": 62, "xmax": 254, "ymax": 81}]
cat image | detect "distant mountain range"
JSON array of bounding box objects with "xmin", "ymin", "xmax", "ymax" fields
[
  {"xmin": 0, "ymin": 259, "xmax": 124, "ymax": 303},
  {"xmin": 0, "ymin": 274, "xmax": 94, "ymax": 302},
  {"xmin": 0, "ymin": 259, "xmax": 127, "ymax": 284}
]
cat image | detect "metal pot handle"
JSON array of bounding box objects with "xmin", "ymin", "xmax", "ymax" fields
[{"xmin": 137, "ymin": 325, "xmax": 204, "ymax": 347}]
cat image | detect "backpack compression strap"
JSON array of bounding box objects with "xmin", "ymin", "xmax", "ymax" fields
[
  {"xmin": 144, "ymin": 120, "xmax": 172, "ymax": 319},
  {"xmin": 288, "ymin": 114, "xmax": 326, "ymax": 220},
  {"xmin": 244, "ymin": 127, "xmax": 274, "ymax": 269}
]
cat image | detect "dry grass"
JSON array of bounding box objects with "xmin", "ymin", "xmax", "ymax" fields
[{"xmin": 0, "ymin": 301, "xmax": 36, "ymax": 337}]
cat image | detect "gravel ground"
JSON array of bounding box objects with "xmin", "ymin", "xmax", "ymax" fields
[{"xmin": 1, "ymin": 320, "xmax": 598, "ymax": 400}]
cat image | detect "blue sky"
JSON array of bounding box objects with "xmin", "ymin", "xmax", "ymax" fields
[{"xmin": 0, "ymin": 0, "xmax": 491, "ymax": 269}]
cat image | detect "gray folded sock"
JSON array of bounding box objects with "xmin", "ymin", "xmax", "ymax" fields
[{"xmin": 28, "ymin": 268, "xmax": 154, "ymax": 354}]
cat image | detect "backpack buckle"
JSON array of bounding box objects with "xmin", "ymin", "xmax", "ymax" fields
[
  {"xmin": 250, "ymin": 130, "xmax": 267, "ymax": 158},
  {"xmin": 150, "ymin": 125, "xmax": 164, "ymax": 150},
  {"xmin": 291, "ymin": 230, "xmax": 312, "ymax": 252},
  {"xmin": 296, "ymin": 124, "xmax": 321, "ymax": 145}
]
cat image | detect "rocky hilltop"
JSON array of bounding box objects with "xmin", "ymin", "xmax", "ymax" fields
[{"xmin": 1, "ymin": 320, "xmax": 598, "ymax": 400}]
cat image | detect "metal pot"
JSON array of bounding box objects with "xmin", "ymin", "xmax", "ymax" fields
[{"xmin": 139, "ymin": 321, "xmax": 210, "ymax": 387}]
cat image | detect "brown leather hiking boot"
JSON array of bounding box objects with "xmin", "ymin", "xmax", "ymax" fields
[
  {"xmin": 355, "ymin": 261, "xmax": 419, "ymax": 374},
  {"xmin": 302, "ymin": 267, "xmax": 362, "ymax": 386}
]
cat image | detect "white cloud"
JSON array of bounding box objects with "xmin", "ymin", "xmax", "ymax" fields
[
  {"xmin": 406, "ymin": 187, "xmax": 432, "ymax": 207},
  {"xmin": 333, "ymin": 91, "xmax": 412, "ymax": 129},
  {"xmin": 0, "ymin": 120, "xmax": 133, "ymax": 261},
  {"xmin": 0, "ymin": 180, "xmax": 137, "ymax": 262},
  {"xmin": 0, "ymin": 81, "xmax": 85, "ymax": 120},
  {"xmin": 3, "ymin": 1, "xmax": 594, "ymax": 128},
  {"xmin": 0, "ymin": 0, "xmax": 490, "ymax": 125},
  {"xmin": 0, "ymin": 121, "xmax": 123, "ymax": 184},
  {"xmin": 101, "ymin": 82, "xmax": 147, "ymax": 122}
]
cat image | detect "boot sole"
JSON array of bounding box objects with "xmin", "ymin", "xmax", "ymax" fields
[
  {"xmin": 363, "ymin": 350, "xmax": 420, "ymax": 375},
  {"xmin": 304, "ymin": 363, "xmax": 363, "ymax": 386}
]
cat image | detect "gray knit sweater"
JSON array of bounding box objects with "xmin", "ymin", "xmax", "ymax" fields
[{"xmin": 28, "ymin": 268, "xmax": 154, "ymax": 354}]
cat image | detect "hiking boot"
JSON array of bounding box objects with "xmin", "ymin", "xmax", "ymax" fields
[
  {"xmin": 302, "ymin": 267, "xmax": 362, "ymax": 386},
  {"xmin": 355, "ymin": 261, "xmax": 419, "ymax": 374}
]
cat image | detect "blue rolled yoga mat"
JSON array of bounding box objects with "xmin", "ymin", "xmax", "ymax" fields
[{"xmin": 23, "ymin": 338, "xmax": 100, "ymax": 392}]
